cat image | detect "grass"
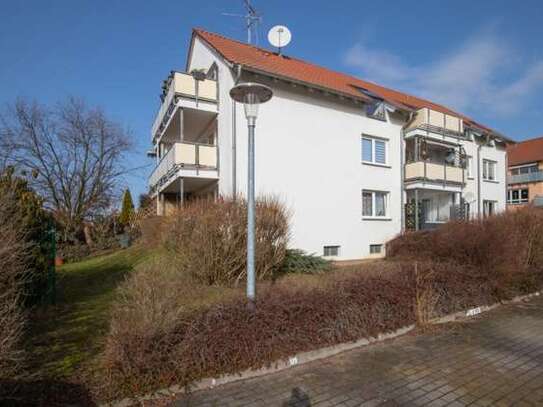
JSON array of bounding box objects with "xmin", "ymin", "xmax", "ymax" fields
[{"xmin": 27, "ymin": 246, "xmax": 151, "ymax": 379}]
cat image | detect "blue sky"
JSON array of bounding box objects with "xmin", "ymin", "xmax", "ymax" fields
[{"xmin": 2, "ymin": 0, "xmax": 542, "ymax": 201}]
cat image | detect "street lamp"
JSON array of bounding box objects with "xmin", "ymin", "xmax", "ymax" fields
[{"xmin": 230, "ymin": 82, "xmax": 273, "ymax": 306}]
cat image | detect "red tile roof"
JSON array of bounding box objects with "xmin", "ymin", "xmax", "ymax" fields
[
  {"xmin": 193, "ymin": 28, "xmax": 496, "ymax": 134},
  {"xmin": 507, "ymin": 136, "xmax": 543, "ymax": 166}
]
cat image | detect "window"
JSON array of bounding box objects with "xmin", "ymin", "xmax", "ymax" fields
[
  {"xmin": 362, "ymin": 190, "xmax": 389, "ymax": 218},
  {"xmin": 483, "ymin": 159, "xmax": 497, "ymax": 181},
  {"xmin": 466, "ymin": 156, "xmax": 473, "ymax": 178},
  {"xmin": 483, "ymin": 200, "xmax": 497, "ymax": 217},
  {"xmin": 421, "ymin": 194, "xmax": 451, "ymax": 223},
  {"xmin": 369, "ymin": 244, "xmax": 383, "ymax": 254},
  {"xmin": 361, "ymin": 136, "xmax": 387, "ymax": 165},
  {"xmin": 323, "ymin": 245, "xmax": 340, "ymax": 257},
  {"xmin": 507, "ymin": 188, "xmax": 529, "ymax": 204},
  {"xmin": 510, "ymin": 164, "xmax": 538, "ymax": 176}
]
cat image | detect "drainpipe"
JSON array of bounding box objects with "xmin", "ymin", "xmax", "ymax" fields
[
  {"xmin": 477, "ymin": 135, "xmax": 482, "ymax": 217},
  {"xmin": 401, "ymin": 111, "xmax": 415, "ymax": 231},
  {"xmin": 232, "ymin": 64, "xmax": 243, "ymax": 198}
]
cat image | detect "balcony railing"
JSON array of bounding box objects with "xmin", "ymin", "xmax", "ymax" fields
[
  {"xmin": 152, "ymin": 72, "xmax": 218, "ymax": 138},
  {"xmin": 405, "ymin": 161, "xmax": 464, "ymax": 184},
  {"xmin": 508, "ymin": 171, "xmax": 543, "ymax": 185},
  {"xmin": 406, "ymin": 107, "xmax": 464, "ymax": 137},
  {"xmin": 149, "ymin": 142, "xmax": 218, "ymax": 189}
]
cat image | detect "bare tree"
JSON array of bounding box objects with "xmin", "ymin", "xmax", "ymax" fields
[{"xmin": 0, "ymin": 97, "xmax": 131, "ymax": 242}]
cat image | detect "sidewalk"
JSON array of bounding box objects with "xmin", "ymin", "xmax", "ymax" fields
[{"xmin": 168, "ymin": 297, "xmax": 543, "ymax": 406}]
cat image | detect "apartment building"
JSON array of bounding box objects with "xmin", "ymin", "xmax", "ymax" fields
[
  {"xmin": 507, "ymin": 136, "xmax": 543, "ymax": 208},
  {"xmin": 148, "ymin": 29, "xmax": 508, "ymax": 260}
]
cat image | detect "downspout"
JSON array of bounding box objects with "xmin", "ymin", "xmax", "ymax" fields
[
  {"xmin": 476, "ymin": 134, "xmax": 482, "ymax": 217},
  {"xmin": 232, "ymin": 64, "xmax": 243, "ymax": 198},
  {"xmin": 401, "ymin": 111, "xmax": 416, "ymax": 231}
]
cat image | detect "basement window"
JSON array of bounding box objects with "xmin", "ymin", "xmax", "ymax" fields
[
  {"xmin": 323, "ymin": 245, "xmax": 340, "ymax": 257},
  {"xmin": 369, "ymin": 244, "xmax": 383, "ymax": 254}
]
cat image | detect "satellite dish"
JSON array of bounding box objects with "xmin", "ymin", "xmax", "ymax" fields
[{"xmin": 268, "ymin": 25, "xmax": 291, "ymax": 54}]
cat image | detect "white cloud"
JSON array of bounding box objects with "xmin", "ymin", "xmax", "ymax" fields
[{"xmin": 344, "ymin": 31, "xmax": 543, "ymax": 117}]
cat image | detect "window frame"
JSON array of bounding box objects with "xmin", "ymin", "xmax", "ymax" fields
[
  {"xmin": 507, "ymin": 188, "xmax": 529, "ymax": 204},
  {"xmin": 483, "ymin": 159, "xmax": 497, "ymax": 181},
  {"xmin": 362, "ymin": 190, "xmax": 390, "ymax": 219},
  {"xmin": 369, "ymin": 244, "xmax": 383, "ymax": 254},
  {"xmin": 466, "ymin": 155, "xmax": 474, "ymax": 179},
  {"xmin": 483, "ymin": 200, "xmax": 497, "ymax": 217},
  {"xmin": 361, "ymin": 135, "xmax": 389, "ymax": 166},
  {"xmin": 323, "ymin": 245, "xmax": 340, "ymax": 257}
]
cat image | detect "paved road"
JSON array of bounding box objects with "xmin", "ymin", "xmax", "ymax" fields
[{"xmin": 169, "ymin": 296, "xmax": 543, "ymax": 406}]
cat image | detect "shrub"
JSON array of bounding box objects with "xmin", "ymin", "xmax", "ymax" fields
[
  {"xmin": 0, "ymin": 169, "xmax": 53, "ymax": 305},
  {"xmin": 101, "ymin": 261, "xmax": 415, "ymax": 397},
  {"xmin": 388, "ymin": 207, "xmax": 543, "ymax": 301},
  {"xmin": 57, "ymin": 242, "xmax": 91, "ymax": 263},
  {"xmin": 162, "ymin": 196, "xmax": 290, "ymax": 285},
  {"xmin": 0, "ymin": 193, "xmax": 29, "ymax": 379},
  {"xmin": 100, "ymin": 208, "xmax": 543, "ymax": 400},
  {"xmin": 280, "ymin": 249, "xmax": 331, "ymax": 275}
]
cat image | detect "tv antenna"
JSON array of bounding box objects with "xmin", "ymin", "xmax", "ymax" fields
[
  {"xmin": 222, "ymin": 0, "xmax": 262, "ymax": 45},
  {"xmin": 268, "ymin": 25, "xmax": 291, "ymax": 55}
]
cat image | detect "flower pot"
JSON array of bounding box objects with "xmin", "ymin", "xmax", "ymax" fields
[{"xmin": 55, "ymin": 256, "xmax": 64, "ymax": 267}]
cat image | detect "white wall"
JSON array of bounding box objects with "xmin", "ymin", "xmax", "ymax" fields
[
  {"xmin": 187, "ymin": 37, "xmax": 236, "ymax": 197},
  {"xmin": 234, "ymin": 76, "xmax": 403, "ymax": 259},
  {"xmin": 185, "ymin": 38, "xmax": 507, "ymax": 260}
]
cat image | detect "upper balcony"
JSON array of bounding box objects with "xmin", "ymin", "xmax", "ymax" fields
[
  {"xmin": 508, "ymin": 171, "xmax": 543, "ymax": 185},
  {"xmin": 406, "ymin": 107, "xmax": 464, "ymax": 139},
  {"xmin": 404, "ymin": 136, "xmax": 465, "ymax": 189},
  {"xmin": 149, "ymin": 142, "xmax": 218, "ymax": 193},
  {"xmin": 152, "ymin": 72, "xmax": 218, "ymax": 140}
]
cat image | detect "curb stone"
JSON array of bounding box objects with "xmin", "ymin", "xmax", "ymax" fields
[{"xmin": 103, "ymin": 290, "xmax": 541, "ymax": 406}]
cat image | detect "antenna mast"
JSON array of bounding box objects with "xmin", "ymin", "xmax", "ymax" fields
[{"xmin": 222, "ymin": 0, "xmax": 262, "ymax": 44}]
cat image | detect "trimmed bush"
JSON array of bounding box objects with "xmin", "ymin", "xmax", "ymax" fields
[
  {"xmin": 100, "ymin": 207, "xmax": 543, "ymax": 400},
  {"xmin": 388, "ymin": 207, "xmax": 543, "ymax": 301},
  {"xmin": 280, "ymin": 249, "xmax": 331, "ymax": 275},
  {"xmin": 162, "ymin": 196, "xmax": 290, "ymax": 285},
  {"xmin": 101, "ymin": 261, "xmax": 415, "ymax": 397},
  {"xmin": 0, "ymin": 194, "xmax": 29, "ymax": 379}
]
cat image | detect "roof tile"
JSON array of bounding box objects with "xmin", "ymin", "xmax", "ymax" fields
[
  {"xmin": 194, "ymin": 28, "xmax": 492, "ymax": 133},
  {"xmin": 508, "ymin": 136, "xmax": 543, "ymax": 166}
]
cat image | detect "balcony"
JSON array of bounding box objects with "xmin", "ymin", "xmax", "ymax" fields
[
  {"xmin": 152, "ymin": 72, "xmax": 218, "ymax": 139},
  {"xmin": 508, "ymin": 171, "xmax": 543, "ymax": 185},
  {"xmin": 405, "ymin": 161, "xmax": 464, "ymax": 185},
  {"xmin": 406, "ymin": 107, "xmax": 464, "ymax": 138},
  {"xmin": 149, "ymin": 142, "xmax": 218, "ymax": 192}
]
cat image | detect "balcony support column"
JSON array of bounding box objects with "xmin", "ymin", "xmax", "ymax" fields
[
  {"xmin": 415, "ymin": 189, "xmax": 420, "ymax": 231},
  {"xmin": 179, "ymin": 178, "xmax": 184, "ymax": 207},
  {"xmin": 179, "ymin": 108, "xmax": 184, "ymax": 142}
]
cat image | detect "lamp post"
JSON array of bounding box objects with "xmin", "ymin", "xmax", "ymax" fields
[{"xmin": 230, "ymin": 82, "xmax": 273, "ymax": 306}]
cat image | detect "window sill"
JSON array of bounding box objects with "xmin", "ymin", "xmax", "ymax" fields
[
  {"xmin": 362, "ymin": 216, "xmax": 392, "ymax": 221},
  {"xmin": 362, "ymin": 161, "xmax": 391, "ymax": 169},
  {"xmin": 483, "ymin": 179, "xmax": 500, "ymax": 184},
  {"xmin": 467, "ymin": 176, "xmax": 474, "ymax": 180}
]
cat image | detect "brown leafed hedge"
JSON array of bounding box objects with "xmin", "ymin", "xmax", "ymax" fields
[
  {"xmin": 160, "ymin": 196, "xmax": 290, "ymax": 285},
  {"xmin": 100, "ymin": 207, "xmax": 543, "ymax": 400}
]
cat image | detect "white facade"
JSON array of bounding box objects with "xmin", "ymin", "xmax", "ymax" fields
[{"xmin": 149, "ymin": 34, "xmax": 507, "ymax": 260}]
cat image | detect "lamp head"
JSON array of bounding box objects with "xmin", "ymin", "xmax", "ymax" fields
[{"xmin": 230, "ymin": 82, "xmax": 273, "ymax": 121}]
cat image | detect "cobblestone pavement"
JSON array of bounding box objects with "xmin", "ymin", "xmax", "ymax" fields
[{"xmin": 169, "ymin": 297, "xmax": 543, "ymax": 406}]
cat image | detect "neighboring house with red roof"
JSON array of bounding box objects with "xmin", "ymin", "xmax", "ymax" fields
[
  {"xmin": 148, "ymin": 28, "xmax": 508, "ymax": 260},
  {"xmin": 507, "ymin": 137, "xmax": 543, "ymax": 209}
]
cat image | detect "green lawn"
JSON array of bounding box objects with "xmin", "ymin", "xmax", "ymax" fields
[{"xmin": 28, "ymin": 246, "xmax": 150, "ymax": 379}]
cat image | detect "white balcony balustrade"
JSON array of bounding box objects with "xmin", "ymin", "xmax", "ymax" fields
[
  {"xmin": 405, "ymin": 161, "xmax": 464, "ymax": 184},
  {"xmin": 152, "ymin": 72, "xmax": 218, "ymax": 139},
  {"xmin": 406, "ymin": 107, "xmax": 464, "ymax": 137},
  {"xmin": 149, "ymin": 142, "xmax": 218, "ymax": 190}
]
